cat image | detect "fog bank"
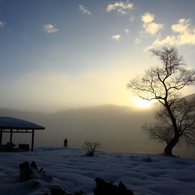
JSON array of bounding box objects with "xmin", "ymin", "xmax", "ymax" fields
[{"xmin": 0, "ymin": 104, "xmax": 194, "ymax": 158}]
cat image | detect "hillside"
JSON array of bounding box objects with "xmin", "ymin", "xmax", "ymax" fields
[
  {"xmin": 0, "ymin": 105, "xmax": 157, "ymax": 154},
  {"xmin": 0, "ymin": 94, "xmax": 195, "ymax": 158}
]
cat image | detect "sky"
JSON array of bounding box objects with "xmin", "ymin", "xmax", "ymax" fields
[{"xmin": 0, "ymin": 0, "xmax": 195, "ymax": 112}]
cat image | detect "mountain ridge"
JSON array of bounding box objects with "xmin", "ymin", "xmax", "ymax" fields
[{"xmin": 0, "ymin": 93, "xmax": 195, "ymax": 157}]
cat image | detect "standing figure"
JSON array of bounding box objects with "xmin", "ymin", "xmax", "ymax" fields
[{"xmin": 63, "ymin": 138, "xmax": 68, "ymax": 147}]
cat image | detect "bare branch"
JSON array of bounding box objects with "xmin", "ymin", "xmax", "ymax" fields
[
  {"xmin": 127, "ymin": 46, "xmax": 195, "ymax": 155},
  {"xmin": 82, "ymin": 140, "xmax": 102, "ymax": 156}
]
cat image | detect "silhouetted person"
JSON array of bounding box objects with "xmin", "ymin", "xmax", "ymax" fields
[{"xmin": 63, "ymin": 138, "xmax": 68, "ymax": 147}]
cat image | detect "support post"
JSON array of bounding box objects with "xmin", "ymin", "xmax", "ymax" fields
[
  {"xmin": 31, "ymin": 129, "xmax": 35, "ymax": 152},
  {"xmin": 0, "ymin": 129, "xmax": 2, "ymax": 149},
  {"xmin": 10, "ymin": 129, "xmax": 13, "ymax": 143}
]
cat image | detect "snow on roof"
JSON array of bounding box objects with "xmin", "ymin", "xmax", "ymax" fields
[{"xmin": 0, "ymin": 117, "xmax": 45, "ymax": 130}]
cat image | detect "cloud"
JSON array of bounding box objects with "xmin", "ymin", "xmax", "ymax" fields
[
  {"xmin": 141, "ymin": 12, "xmax": 164, "ymax": 35},
  {"xmin": 143, "ymin": 22, "xmax": 164, "ymax": 35},
  {"xmin": 106, "ymin": 0, "xmax": 134, "ymax": 15},
  {"xmin": 0, "ymin": 69, "xmax": 136, "ymax": 112},
  {"xmin": 129, "ymin": 16, "xmax": 135, "ymax": 22},
  {"xmin": 79, "ymin": 4, "xmax": 91, "ymax": 15},
  {"xmin": 145, "ymin": 18, "xmax": 195, "ymax": 50},
  {"xmin": 112, "ymin": 34, "xmax": 121, "ymax": 40},
  {"xmin": 125, "ymin": 29, "xmax": 130, "ymax": 34},
  {"xmin": 135, "ymin": 38, "xmax": 141, "ymax": 44},
  {"xmin": 0, "ymin": 21, "xmax": 5, "ymax": 27},
  {"xmin": 172, "ymin": 18, "xmax": 192, "ymax": 33},
  {"xmin": 43, "ymin": 24, "xmax": 59, "ymax": 33},
  {"xmin": 141, "ymin": 12, "xmax": 154, "ymax": 23}
]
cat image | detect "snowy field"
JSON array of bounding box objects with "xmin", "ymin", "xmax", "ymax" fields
[{"xmin": 0, "ymin": 147, "xmax": 195, "ymax": 195}]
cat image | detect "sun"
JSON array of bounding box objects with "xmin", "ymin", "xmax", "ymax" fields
[{"xmin": 133, "ymin": 97, "xmax": 155, "ymax": 108}]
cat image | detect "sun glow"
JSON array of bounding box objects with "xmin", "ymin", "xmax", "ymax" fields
[{"xmin": 133, "ymin": 97, "xmax": 155, "ymax": 108}]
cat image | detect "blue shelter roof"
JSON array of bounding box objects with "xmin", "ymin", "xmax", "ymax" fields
[{"xmin": 0, "ymin": 117, "xmax": 45, "ymax": 130}]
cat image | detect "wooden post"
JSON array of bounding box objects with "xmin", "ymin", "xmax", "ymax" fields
[
  {"xmin": 31, "ymin": 129, "xmax": 35, "ymax": 152},
  {"xmin": 10, "ymin": 129, "xmax": 13, "ymax": 143},
  {"xmin": 0, "ymin": 129, "xmax": 2, "ymax": 149}
]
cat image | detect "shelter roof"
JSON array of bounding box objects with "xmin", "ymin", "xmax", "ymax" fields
[{"xmin": 0, "ymin": 117, "xmax": 45, "ymax": 130}]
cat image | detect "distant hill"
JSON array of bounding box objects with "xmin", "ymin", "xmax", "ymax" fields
[
  {"xmin": 0, "ymin": 93, "xmax": 195, "ymax": 157},
  {"xmin": 0, "ymin": 104, "xmax": 156, "ymax": 154},
  {"xmin": 182, "ymin": 93, "xmax": 195, "ymax": 101}
]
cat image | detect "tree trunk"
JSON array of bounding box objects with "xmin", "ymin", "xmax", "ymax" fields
[{"xmin": 164, "ymin": 135, "xmax": 179, "ymax": 156}]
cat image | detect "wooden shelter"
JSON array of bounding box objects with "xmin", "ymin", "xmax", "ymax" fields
[{"xmin": 0, "ymin": 117, "xmax": 45, "ymax": 152}]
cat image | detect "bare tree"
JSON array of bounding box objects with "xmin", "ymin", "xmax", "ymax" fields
[
  {"xmin": 82, "ymin": 140, "xmax": 102, "ymax": 156},
  {"xmin": 127, "ymin": 46, "xmax": 195, "ymax": 156}
]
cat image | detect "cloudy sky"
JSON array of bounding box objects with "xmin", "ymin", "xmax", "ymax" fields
[{"xmin": 0, "ymin": 0, "xmax": 195, "ymax": 112}]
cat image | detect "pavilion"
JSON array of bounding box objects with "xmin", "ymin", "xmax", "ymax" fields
[{"xmin": 0, "ymin": 117, "xmax": 45, "ymax": 152}]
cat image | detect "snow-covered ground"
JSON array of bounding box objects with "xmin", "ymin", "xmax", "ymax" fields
[{"xmin": 0, "ymin": 147, "xmax": 195, "ymax": 195}]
